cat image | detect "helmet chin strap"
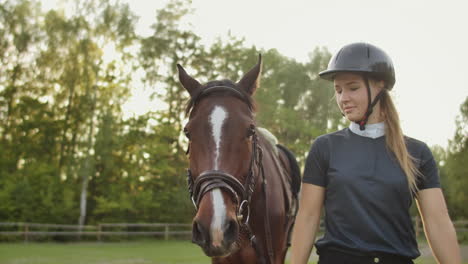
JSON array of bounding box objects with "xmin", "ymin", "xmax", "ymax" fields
[{"xmin": 356, "ymin": 76, "xmax": 386, "ymax": 130}]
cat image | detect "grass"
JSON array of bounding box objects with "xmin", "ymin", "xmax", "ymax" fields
[
  {"xmin": 0, "ymin": 240, "xmax": 210, "ymax": 264},
  {"xmin": 0, "ymin": 240, "xmax": 465, "ymax": 264}
]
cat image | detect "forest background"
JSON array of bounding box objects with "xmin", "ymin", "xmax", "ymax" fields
[{"xmin": 0, "ymin": 0, "xmax": 467, "ymax": 228}]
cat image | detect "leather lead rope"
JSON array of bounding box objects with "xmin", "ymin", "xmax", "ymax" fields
[{"xmin": 258, "ymin": 147, "xmax": 275, "ymax": 264}]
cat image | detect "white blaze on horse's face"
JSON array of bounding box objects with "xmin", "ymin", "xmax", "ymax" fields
[
  {"xmin": 211, "ymin": 189, "xmax": 226, "ymax": 247},
  {"xmin": 209, "ymin": 106, "xmax": 228, "ymax": 170},
  {"xmin": 209, "ymin": 105, "xmax": 228, "ymax": 247}
]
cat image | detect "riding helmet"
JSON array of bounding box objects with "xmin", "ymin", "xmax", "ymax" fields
[{"xmin": 319, "ymin": 42, "xmax": 396, "ymax": 90}]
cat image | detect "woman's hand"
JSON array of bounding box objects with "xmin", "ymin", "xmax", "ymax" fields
[{"xmin": 290, "ymin": 183, "xmax": 325, "ymax": 264}]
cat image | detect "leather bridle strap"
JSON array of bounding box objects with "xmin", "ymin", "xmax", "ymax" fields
[
  {"xmin": 195, "ymin": 85, "xmax": 253, "ymax": 111},
  {"xmin": 257, "ymin": 146, "xmax": 275, "ymax": 264},
  {"xmin": 192, "ymin": 170, "xmax": 246, "ymax": 207},
  {"xmin": 186, "ymin": 124, "xmax": 259, "ymax": 222}
]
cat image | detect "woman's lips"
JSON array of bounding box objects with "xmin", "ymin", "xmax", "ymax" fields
[{"xmin": 344, "ymin": 106, "xmax": 355, "ymax": 113}]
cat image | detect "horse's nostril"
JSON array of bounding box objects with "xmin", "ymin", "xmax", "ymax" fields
[
  {"xmin": 192, "ymin": 220, "xmax": 205, "ymax": 245},
  {"xmin": 224, "ymin": 219, "xmax": 238, "ymax": 243}
]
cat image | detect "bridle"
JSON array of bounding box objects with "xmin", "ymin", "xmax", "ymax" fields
[
  {"xmin": 187, "ymin": 124, "xmax": 262, "ymax": 226},
  {"xmin": 185, "ymin": 85, "xmax": 274, "ymax": 263},
  {"xmin": 185, "ymin": 85, "xmax": 262, "ymax": 227}
]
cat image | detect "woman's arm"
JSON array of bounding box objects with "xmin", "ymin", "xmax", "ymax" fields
[
  {"xmin": 416, "ymin": 188, "xmax": 462, "ymax": 264},
  {"xmin": 290, "ymin": 183, "xmax": 325, "ymax": 264}
]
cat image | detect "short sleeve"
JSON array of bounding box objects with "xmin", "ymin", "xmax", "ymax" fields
[
  {"xmin": 302, "ymin": 136, "xmax": 329, "ymax": 187},
  {"xmin": 416, "ymin": 143, "xmax": 441, "ymax": 190}
]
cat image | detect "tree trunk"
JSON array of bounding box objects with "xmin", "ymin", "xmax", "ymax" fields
[
  {"xmin": 78, "ymin": 82, "xmax": 96, "ymax": 228},
  {"xmin": 58, "ymin": 79, "xmax": 76, "ymax": 173}
]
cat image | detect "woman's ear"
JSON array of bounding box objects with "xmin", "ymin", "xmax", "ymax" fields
[{"xmin": 370, "ymin": 79, "xmax": 385, "ymax": 92}]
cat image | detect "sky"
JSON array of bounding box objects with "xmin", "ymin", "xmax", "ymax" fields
[{"xmin": 41, "ymin": 0, "xmax": 468, "ymax": 148}]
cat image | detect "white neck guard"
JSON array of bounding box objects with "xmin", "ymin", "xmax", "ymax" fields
[{"xmin": 349, "ymin": 122, "xmax": 385, "ymax": 139}]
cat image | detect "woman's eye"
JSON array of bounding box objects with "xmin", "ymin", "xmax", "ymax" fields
[{"xmin": 351, "ymin": 87, "xmax": 359, "ymax": 91}]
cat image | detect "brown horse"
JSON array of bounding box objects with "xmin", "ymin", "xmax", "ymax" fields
[{"xmin": 177, "ymin": 55, "xmax": 301, "ymax": 264}]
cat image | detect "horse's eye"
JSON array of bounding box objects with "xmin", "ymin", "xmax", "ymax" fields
[
  {"xmin": 247, "ymin": 124, "xmax": 256, "ymax": 138},
  {"xmin": 184, "ymin": 127, "xmax": 190, "ymax": 139}
]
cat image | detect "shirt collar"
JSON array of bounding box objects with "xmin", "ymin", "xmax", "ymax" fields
[{"xmin": 349, "ymin": 122, "xmax": 385, "ymax": 139}]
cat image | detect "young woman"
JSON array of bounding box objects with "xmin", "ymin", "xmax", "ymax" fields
[{"xmin": 290, "ymin": 42, "xmax": 461, "ymax": 264}]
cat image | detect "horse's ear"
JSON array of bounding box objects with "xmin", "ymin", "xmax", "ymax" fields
[
  {"xmin": 237, "ymin": 54, "xmax": 262, "ymax": 95},
  {"xmin": 177, "ymin": 64, "xmax": 201, "ymax": 97}
]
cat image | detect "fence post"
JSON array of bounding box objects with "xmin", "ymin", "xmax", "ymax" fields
[
  {"xmin": 98, "ymin": 224, "xmax": 102, "ymax": 242},
  {"xmin": 24, "ymin": 223, "xmax": 29, "ymax": 243},
  {"xmin": 415, "ymin": 216, "xmax": 421, "ymax": 237},
  {"xmin": 164, "ymin": 225, "xmax": 169, "ymax": 241}
]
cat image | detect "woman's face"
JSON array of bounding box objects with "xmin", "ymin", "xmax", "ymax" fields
[{"xmin": 334, "ymin": 73, "xmax": 384, "ymax": 123}]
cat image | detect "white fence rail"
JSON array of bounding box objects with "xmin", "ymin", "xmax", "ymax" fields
[
  {"xmin": 0, "ymin": 219, "xmax": 466, "ymax": 242},
  {"xmin": 0, "ymin": 222, "xmax": 192, "ymax": 242}
]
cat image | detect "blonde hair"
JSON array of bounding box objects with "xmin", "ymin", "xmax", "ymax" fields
[{"xmin": 380, "ymin": 90, "xmax": 420, "ymax": 194}]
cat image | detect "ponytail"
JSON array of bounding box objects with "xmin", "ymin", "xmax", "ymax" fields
[{"xmin": 380, "ymin": 91, "xmax": 420, "ymax": 194}]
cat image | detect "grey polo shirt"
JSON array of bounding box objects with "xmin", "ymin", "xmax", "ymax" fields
[{"xmin": 302, "ymin": 123, "xmax": 440, "ymax": 259}]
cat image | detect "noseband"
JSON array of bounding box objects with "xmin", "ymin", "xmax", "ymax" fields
[
  {"xmin": 186, "ymin": 86, "xmax": 262, "ymax": 226},
  {"xmin": 187, "ymin": 126, "xmax": 261, "ymax": 225}
]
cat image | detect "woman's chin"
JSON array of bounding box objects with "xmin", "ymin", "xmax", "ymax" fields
[{"xmin": 345, "ymin": 114, "xmax": 361, "ymax": 122}]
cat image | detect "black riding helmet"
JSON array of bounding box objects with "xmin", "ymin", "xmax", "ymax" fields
[
  {"xmin": 319, "ymin": 42, "xmax": 395, "ymax": 89},
  {"xmin": 319, "ymin": 42, "xmax": 395, "ymax": 130}
]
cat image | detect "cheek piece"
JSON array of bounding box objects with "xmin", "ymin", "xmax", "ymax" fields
[{"xmin": 357, "ymin": 76, "xmax": 386, "ymax": 131}]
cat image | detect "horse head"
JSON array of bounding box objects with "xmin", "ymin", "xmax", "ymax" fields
[{"xmin": 177, "ymin": 56, "xmax": 262, "ymax": 257}]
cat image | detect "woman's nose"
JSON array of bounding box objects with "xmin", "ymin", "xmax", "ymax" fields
[{"xmin": 339, "ymin": 90, "xmax": 350, "ymax": 103}]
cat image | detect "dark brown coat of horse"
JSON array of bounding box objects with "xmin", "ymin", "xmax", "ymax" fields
[{"xmin": 177, "ymin": 55, "xmax": 301, "ymax": 264}]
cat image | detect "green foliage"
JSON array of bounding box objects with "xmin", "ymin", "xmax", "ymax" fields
[
  {"xmin": 442, "ymin": 96, "xmax": 468, "ymax": 219},
  {"xmin": 0, "ymin": 0, "xmax": 466, "ymax": 229},
  {"xmin": 255, "ymin": 47, "xmax": 344, "ymax": 163}
]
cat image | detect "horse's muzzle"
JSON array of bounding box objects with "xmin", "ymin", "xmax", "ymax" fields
[{"xmin": 192, "ymin": 218, "xmax": 239, "ymax": 257}]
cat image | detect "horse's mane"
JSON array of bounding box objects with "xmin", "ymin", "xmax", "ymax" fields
[{"xmin": 185, "ymin": 80, "xmax": 256, "ymax": 116}]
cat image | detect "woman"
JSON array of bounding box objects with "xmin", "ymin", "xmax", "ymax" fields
[{"xmin": 290, "ymin": 42, "xmax": 461, "ymax": 264}]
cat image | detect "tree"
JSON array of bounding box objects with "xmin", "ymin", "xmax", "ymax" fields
[
  {"xmin": 0, "ymin": 0, "xmax": 42, "ymax": 175},
  {"xmin": 3, "ymin": 0, "xmax": 434, "ymax": 226},
  {"xmin": 255, "ymin": 47, "xmax": 344, "ymax": 164},
  {"xmin": 0, "ymin": 0, "xmax": 140, "ymax": 225},
  {"xmin": 444, "ymin": 96, "xmax": 468, "ymax": 219}
]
